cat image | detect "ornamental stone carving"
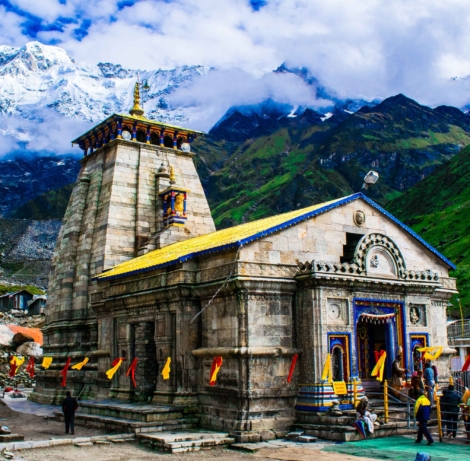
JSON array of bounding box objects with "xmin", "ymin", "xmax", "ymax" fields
[
  {"xmin": 355, "ymin": 233, "xmax": 406, "ymax": 278},
  {"xmin": 353, "ymin": 210, "xmax": 366, "ymax": 227}
]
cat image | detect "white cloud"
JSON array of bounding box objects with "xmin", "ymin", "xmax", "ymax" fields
[
  {"xmin": 3, "ymin": 0, "xmax": 470, "ymax": 111},
  {"xmin": 0, "ymin": 108, "xmax": 92, "ymax": 157}
]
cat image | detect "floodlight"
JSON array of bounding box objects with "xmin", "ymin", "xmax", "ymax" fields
[{"xmin": 362, "ymin": 171, "xmax": 379, "ymax": 190}]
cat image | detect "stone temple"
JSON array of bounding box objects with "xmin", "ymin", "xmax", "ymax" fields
[{"xmin": 31, "ymin": 85, "xmax": 458, "ymax": 439}]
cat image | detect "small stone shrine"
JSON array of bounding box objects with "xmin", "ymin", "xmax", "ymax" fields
[{"xmin": 31, "ymin": 84, "xmax": 458, "ymax": 440}]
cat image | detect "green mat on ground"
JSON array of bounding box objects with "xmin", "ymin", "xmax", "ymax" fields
[{"xmin": 322, "ymin": 436, "xmax": 467, "ymax": 461}]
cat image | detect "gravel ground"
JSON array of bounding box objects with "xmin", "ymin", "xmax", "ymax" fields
[
  {"xmin": 13, "ymin": 443, "xmax": 380, "ymax": 461},
  {"xmin": 0, "ymin": 400, "xmax": 107, "ymax": 441},
  {"xmin": 0, "ymin": 397, "xmax": 382, "ymax": 461}
]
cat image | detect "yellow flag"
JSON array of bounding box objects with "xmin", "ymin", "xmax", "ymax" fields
[
  {"xmin": 371, "ymin": 352, "xmax": 387, "ymax": 381},
  {"xmin": 417, "ymin": 346, "xmax": 443, "ymax": 361},
  {"xmin": 162, "ymin": 357, "xmax": 171, "ymax": 380},
  {"xmin": 13, "ymin": 356, "xmax": 25, "ymax": 370},
  {"xmin": 321, "ymin": 353, "xmax": 331, "ymax": 382},
  {"xmin": 72, "ymin": 357, "xmax": 89, "ymax": 370},
  {"xmin": 42, "ymin": 357, "xmax": 53, "ymax": 369},
  {"xmin": 379, "ymin": 357, "xmax": 386, "ymax": 382},
  {"xmin": 209, "ymin": 357, "xmax": 223, "ymax": 385},
  {"xmin": 106, "ymin": 358, "xmax": 123, "ymax": 379}
]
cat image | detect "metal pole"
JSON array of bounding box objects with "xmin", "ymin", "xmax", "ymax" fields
[
  {"xmin": 353, "ymin": 378, "xmax": 358, "ymax": 409},
  {"xmin": 436, "ymin": 396, "xmax": 443, "ymax": 442},
  {"xmin": 459, "ymin": 298, "xmax": 464, "ymax": 337},
  {"xmin": 384, "ymin": 379, "xmax": 389, "ymax": 423}
]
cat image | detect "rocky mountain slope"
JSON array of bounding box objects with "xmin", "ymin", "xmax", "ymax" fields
[
  {"xmin": 195, "ymin": 94, "xmax": 470, "ymax": 228},
  {"xmin": 0, "ymin": 218, "xmax": 60, "ymax": 287},
  {"xmin": 387, "ymin": 144, "xmax": 470, "ymax": 315},
  {"xmin": 1, "ymin": 93, "xmax": 470, "ymax": 291}
]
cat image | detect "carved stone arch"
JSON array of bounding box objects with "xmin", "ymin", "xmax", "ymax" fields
[{"xmin": 354, "ymin": 233, "xmax": 406, "ymax": 278}]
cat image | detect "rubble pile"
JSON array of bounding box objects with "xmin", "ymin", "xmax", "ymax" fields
[
  {"xmin": 0, "ymin": 310, "xmax": 44, "ymax": 389},
  {"xmin": 0, "ymin": 311, "xmax": 44, "ymax": 330},
  {"xmin": 0, "ymin": 354, "xmax": 36, "ymax": 389}
]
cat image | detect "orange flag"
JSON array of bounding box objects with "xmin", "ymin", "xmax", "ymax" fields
[
  {"xmin": 106, "ymin": 358, "xmax": 124, "ymax": 380},
  {"xmin": 161, "ymin": 357, "xmax": 171, "ymax": 380},
  {"xmin": 209, "ymin": 356, "xmax": 223, "ymax": 386}
]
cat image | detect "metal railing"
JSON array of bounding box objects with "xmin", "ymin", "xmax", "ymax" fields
[
  {"xmin": 447, "ymin": 319, "xmax": 470, "ymax": 343},
  {"xmin": 450, "ymin": 370, "xmax": 470, "ymax": 393},
  {"xmin": 364, "ymin": 380, "xmax": 417, "ymax": 429},
  {"xmin": 435, "ymin": 395, "xmax": 470, "ymax": 443}
]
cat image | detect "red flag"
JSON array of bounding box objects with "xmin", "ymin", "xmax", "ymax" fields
[
  {"xmin": 126, "ymin": 358, "xmax": 138, "ymax": 387},
  {"xmin": 209, "ymin": 356, "xmax": 223, "ymax": 386},
  {"xmin": 60, "ymin": 358, "xmax": 71, "ymax": 387},
  {"xmin": 287, "ymin": 354, "xmax": 299, "ymax": 383},
  {"xmin": 374, "ymin": 349, "xmax": 385, "ymax": 365},
  {"xmin": 26, "ymin": 357, "xmax": 35, "ymax": 378},
  {"xmin": 462, "ymin": 355, "xmax": 470, "ymax": 372}
]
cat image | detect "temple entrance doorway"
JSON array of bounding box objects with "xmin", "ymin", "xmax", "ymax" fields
[{"xmin": 357, "ymin": 319, "xmax": 390, "ymax": 381}]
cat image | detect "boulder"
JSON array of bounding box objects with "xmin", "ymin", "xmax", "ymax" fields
[
  {"xmin": 0, "ymin": 325, "xmax": 14, "ymax": 347},
  {"xmin": 16, "ymin": 341, "xmax": 42, "ymax": 357}
]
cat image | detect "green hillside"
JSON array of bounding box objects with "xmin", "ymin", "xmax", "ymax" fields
[
  {"xmin": 195, "ymin": 95, "xmax": 470, "ymax": 229},
  {"xmin": 387, "ymin": 144, "xmax": 470, "ymax": 316}
]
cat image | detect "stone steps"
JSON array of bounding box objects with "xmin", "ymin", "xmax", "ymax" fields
[
  {"xmin": 296, "ymin": 407, "xmax": 412, "ymax": 427},
  {"xmin": 292, "ymin": 422, "xmax": 417, "ymax": 442},
  {"xmin": 137, "ymin": 430, "xmax": 235, "ymax": 453},
  {"xmin": 77, "ymin": 400, "xmax": 186, "ymax": 422},
  {"xmin": 54, "ymin": 411, "xmax": 199, "ymax": 434}
]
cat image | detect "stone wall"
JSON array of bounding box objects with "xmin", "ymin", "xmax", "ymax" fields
[
  {"xmin": 239, "ymin": 200, "xmax": 450, "ymax": 277},
  {"xmin": 32, "ymin": 139, "xmax": 215, "ymax": 404}
]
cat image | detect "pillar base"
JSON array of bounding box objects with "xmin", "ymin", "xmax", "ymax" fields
[{"xmin": 152, "ymin": 390, "xmax": 199, "ymax": 405}]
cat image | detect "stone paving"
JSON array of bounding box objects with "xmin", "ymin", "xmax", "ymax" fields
[{"xmin": 2, "ymin": 395, "xmax": 59, "ymax": 417}]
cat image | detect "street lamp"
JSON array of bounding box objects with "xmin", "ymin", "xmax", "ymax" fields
[{"xmin": 362, "ymin": 171, "xmax": 380, "ymax": 190}]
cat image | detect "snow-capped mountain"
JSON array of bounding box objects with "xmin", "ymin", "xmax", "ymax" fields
[{"xmin": 0, "ymin": 41, "xmax": 211, "ymax": 125}]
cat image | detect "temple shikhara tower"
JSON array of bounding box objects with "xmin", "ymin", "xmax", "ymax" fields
[{"xmin": 32, "ymin": 83, "xmax": 458, "ymax": 441}]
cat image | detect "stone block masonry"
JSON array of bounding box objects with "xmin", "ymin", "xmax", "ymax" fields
[{"xmin": 32, "ymin": 139, "xmax": 215, "ymax": 404}]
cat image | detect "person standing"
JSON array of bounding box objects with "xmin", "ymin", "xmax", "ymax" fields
[
  {"xmin": 423, "ymin": 362, "xmax": 435, "ymax": 404},
  {"xmin": 414, "ymin": 389, "xmax": 434, "ymax": 445},
  {"xmin": 62, "ymin": 391, "xmax": 78, "ymax": 435},
  {"xmin": 391, "ymin": 350, "xmax": 408, "ymax": 395},
  {"xmin": 440, "ymin": 384, "xmax": 461, "ymax": 438},
  {"xmin": 462, "ymin": 387, "xmax": 470, "ymax": 442},
  {"xmin": 410, "ymin": 371, "xmax": 425, "ymax": 400}
]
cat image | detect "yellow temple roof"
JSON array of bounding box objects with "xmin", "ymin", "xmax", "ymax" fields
[
  {"xmin": 95, "ymin": 195, "xmax": 349, "ymax": 281},
  {"xmin": 95, "ymin": 191, "xmax": 456, "ymax": 282}
]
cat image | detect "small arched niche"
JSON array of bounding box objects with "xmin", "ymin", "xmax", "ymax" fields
[{"xmin": 366, "ymin": 246, "xmax": 397, "ymax": 278}]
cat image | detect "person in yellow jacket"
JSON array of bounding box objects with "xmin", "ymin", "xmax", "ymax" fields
[
  {"xmin": 414, "ymin": 390, "xmax": 434, "ymax": 445},
  {"xmin": 462, "ymin": 388, "xmax": 470, "ymax": 441}
]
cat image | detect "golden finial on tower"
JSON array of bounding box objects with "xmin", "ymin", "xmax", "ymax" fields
[
  {"xmin": 129, "ymin": 82, "xmax": 145, "ymax": 117},
  {"xmin": 169, "ymin": 166, "xmax": 176, "ymax": 185}
]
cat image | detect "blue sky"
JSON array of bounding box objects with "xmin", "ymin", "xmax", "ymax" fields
[{"xmin": 1, "ymin": 0, "xmax": 470, "ymax": 99}]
